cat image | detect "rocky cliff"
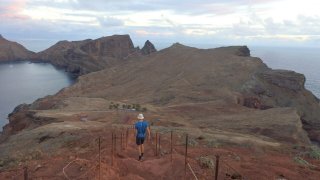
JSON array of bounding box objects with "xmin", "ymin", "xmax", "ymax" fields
[
  {"xmin": 0, "ymin": 35, "xmax": 35, "ymax": 61},
  {"xmin": 36, "ymin": 35, "xmax": 137, "ymax": 75},
  {"xmin": 241, "ymin": 69, "xmax": 320, "ymax": 142},
  {"xmin": 36, "ymin": 35, "xmax": 156, "ymax": 75}
]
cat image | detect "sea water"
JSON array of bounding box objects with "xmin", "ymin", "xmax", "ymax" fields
[{"xmin": 0, "ymin": 61, "xmax": 74, "ymax": 130}]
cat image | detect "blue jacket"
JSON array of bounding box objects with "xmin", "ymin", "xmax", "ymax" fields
[{"xmin": 135, "ymin": 121, "xmax": 148, "ymax": 138}]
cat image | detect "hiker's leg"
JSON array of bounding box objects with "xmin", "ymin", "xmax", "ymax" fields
[
  {"xmin": 141, "ymin": 144, "xmax": 144, "ymax": 154},
  {"xmin": 138, "ymin": 145, "xmax": 142, "ymax": 156}
]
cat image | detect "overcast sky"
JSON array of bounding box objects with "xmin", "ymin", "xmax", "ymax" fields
[{"xmin": 1, "ymin": 0, "xmax": 320, "ymax": 52}]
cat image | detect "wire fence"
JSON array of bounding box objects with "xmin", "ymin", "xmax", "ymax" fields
[{"xmin": 2, "ymin": 125, "xmax": 245, "ymax": 180}]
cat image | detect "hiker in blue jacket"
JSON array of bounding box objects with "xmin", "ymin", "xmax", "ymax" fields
[{"xmin": 135, "ymin": 113, "xmax": 151, "ymax": 161}]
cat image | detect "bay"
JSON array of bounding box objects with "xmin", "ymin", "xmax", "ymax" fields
[{"xmin": 0, "ymin": 61, "xmax": 75, "ymax": 130}]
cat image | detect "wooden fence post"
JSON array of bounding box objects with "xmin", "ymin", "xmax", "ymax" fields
[
  {"xmin": 24, "ymin": 166, "xmax": 28, "ymax": 180},
  {"xmin": 215, "ymin": 155, "xmax": 220, "ymax": 180},
  {"xmin": 111, "ymin": 133, "xmax": 114, "ymax": 166},
  {"xmin": 126, "ymin": 128, "xmax": 129, "ymax": 149},
  {"xmin": 114, "ymin": 134, "xmax": 117, "ymax": 154},
  {"xmin": 185, "ymin": 134, "xmax": 188, "ymax": 178},
  {"xmin": 155, "ymin": 132, "xmax": 158, "ymax": 156},
  {"xmin": 98, "ymin": 137, "xmax": 101, "ymax": 180},
  {"xmin": 170, "ymin": 131, "xmax": 173, "ymax": 163},
  {"xmin": 158, "ymin": 134, "xmax": 161, "ymax": 156},
  {"xmin": 121, "ymin": 132, "xmax": 123, "ymax": 151}
]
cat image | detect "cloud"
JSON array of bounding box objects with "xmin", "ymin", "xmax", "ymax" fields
[
  {"xmin": 135, "ymin": 30, "xmax": 174, "ymax": 36},
  {"xmin": 1, "ymin": 0, "xmax": 320, "ymax": 51},
  {"xmin": 97, "ymin": 16, "xmax": 124, "ymax": 27},
  {"xmin": 24, "ymin": 0, "xmax": 282, "ymax": 16},
  {"xmin": 0, "ymin": 0, "xmax": 29, "ymax": 20}
]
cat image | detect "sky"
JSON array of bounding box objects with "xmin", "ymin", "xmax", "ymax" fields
[{"xmin": 1, "ymin": 0, "xmax": 320, "ymax": 52}]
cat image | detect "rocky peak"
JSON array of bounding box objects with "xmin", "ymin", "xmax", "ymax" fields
[
  {"xmin": 0, "ymin": 34, "xmax": 3, "ymax": 39},
  {"xmin": 140, "ymin": 40, "xmax": 157, "ymax": 55}
]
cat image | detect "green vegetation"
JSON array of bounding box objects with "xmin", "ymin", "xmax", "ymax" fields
[
  {"xmin": 293, "ymin": 156, "xmax": 316, "ymax": 168},
  {"xmin": 198, "ymin": 156, "xmax": 214, "ymax": 169},
  {"xmin": 308, "ymin": 146, "xmax": 320, "ymax": 160}
]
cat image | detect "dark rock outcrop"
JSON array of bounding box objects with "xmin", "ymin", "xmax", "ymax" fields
[
  {"xmin": 242, "ymin": 69, "xmax": 320, "ymax": 142},
  {"xmin": 36, "ymin": 35, "xmax": 143, "ymax": 75},
  {"xmin": 140, "ymin": 40, "xmax": 157, "ymax": 55},
  {"xmin": 0, "ymin": 35, "xmax": 35, "ymax": 61},
  {"xmin": 214, "ymin": 46, "xmax": 251, "ymax": 57},
  {"xmin": 235, "ymin": 46, "xmax": 250, "ymax": 56},
  {"xmin": 258, "ymin": 70, "xmax": 306, "ymax": 91}
]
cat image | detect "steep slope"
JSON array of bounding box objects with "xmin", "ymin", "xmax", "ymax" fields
[
  {"xmin": 0, "ymin": 35, "xmax": 35, "ymax": 61},
  {"xmin": 57, "ymin": 43, "xmax": 269, "ymax": 104}
]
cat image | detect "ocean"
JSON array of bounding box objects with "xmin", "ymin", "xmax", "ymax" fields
[{"xmin": 0, "ymin": 62, "xmax": 74, "ymax": 130}]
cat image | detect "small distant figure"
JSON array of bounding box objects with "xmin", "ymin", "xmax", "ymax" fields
[{"xmin": 135, "ymin": 113, "xmax": 151, "ymax": 161}]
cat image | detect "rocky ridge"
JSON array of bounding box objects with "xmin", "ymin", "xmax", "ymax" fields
[
  {"xmin": 36, "ymin": 35, "xmax": 156, "ymax": 75},
  {"xmin": 3, "ymin": 43, "xmax": 320, "ymax": 145},
  {"xmin": 0, "ymin": 34, "xmax": 157, "ymax": 76}
]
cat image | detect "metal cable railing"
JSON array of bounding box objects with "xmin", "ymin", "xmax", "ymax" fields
[{"xmin": 2, "ymin": 125, "xmax": 245, "ymax": 180}]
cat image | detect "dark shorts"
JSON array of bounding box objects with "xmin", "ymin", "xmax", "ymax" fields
[{"xmin": 136, "ymin": 136, "xmax": 145, "ymax": 145}]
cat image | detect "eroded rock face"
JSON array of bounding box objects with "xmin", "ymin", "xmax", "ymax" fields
[
  {"xmin": 80, "ymin": 35, "xmax": 135, "ymax": 58},
  {"xmin": 140, "ymin": 40, "xmax": 157, "ymax": 55},
  {"xmin": 36, "ymin": 35, "xmax": 141, "ymax": 75},
  {"xmin": 1, "ymin": 104, "xmax": 32, "ymax": 140},
  {"xmin": 259, "ymin": 70, "xmax": 306, "ymax": 91},
  {"xmin": 0, "ymin": 35, "xmax": 35, "ymax": 61}
]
